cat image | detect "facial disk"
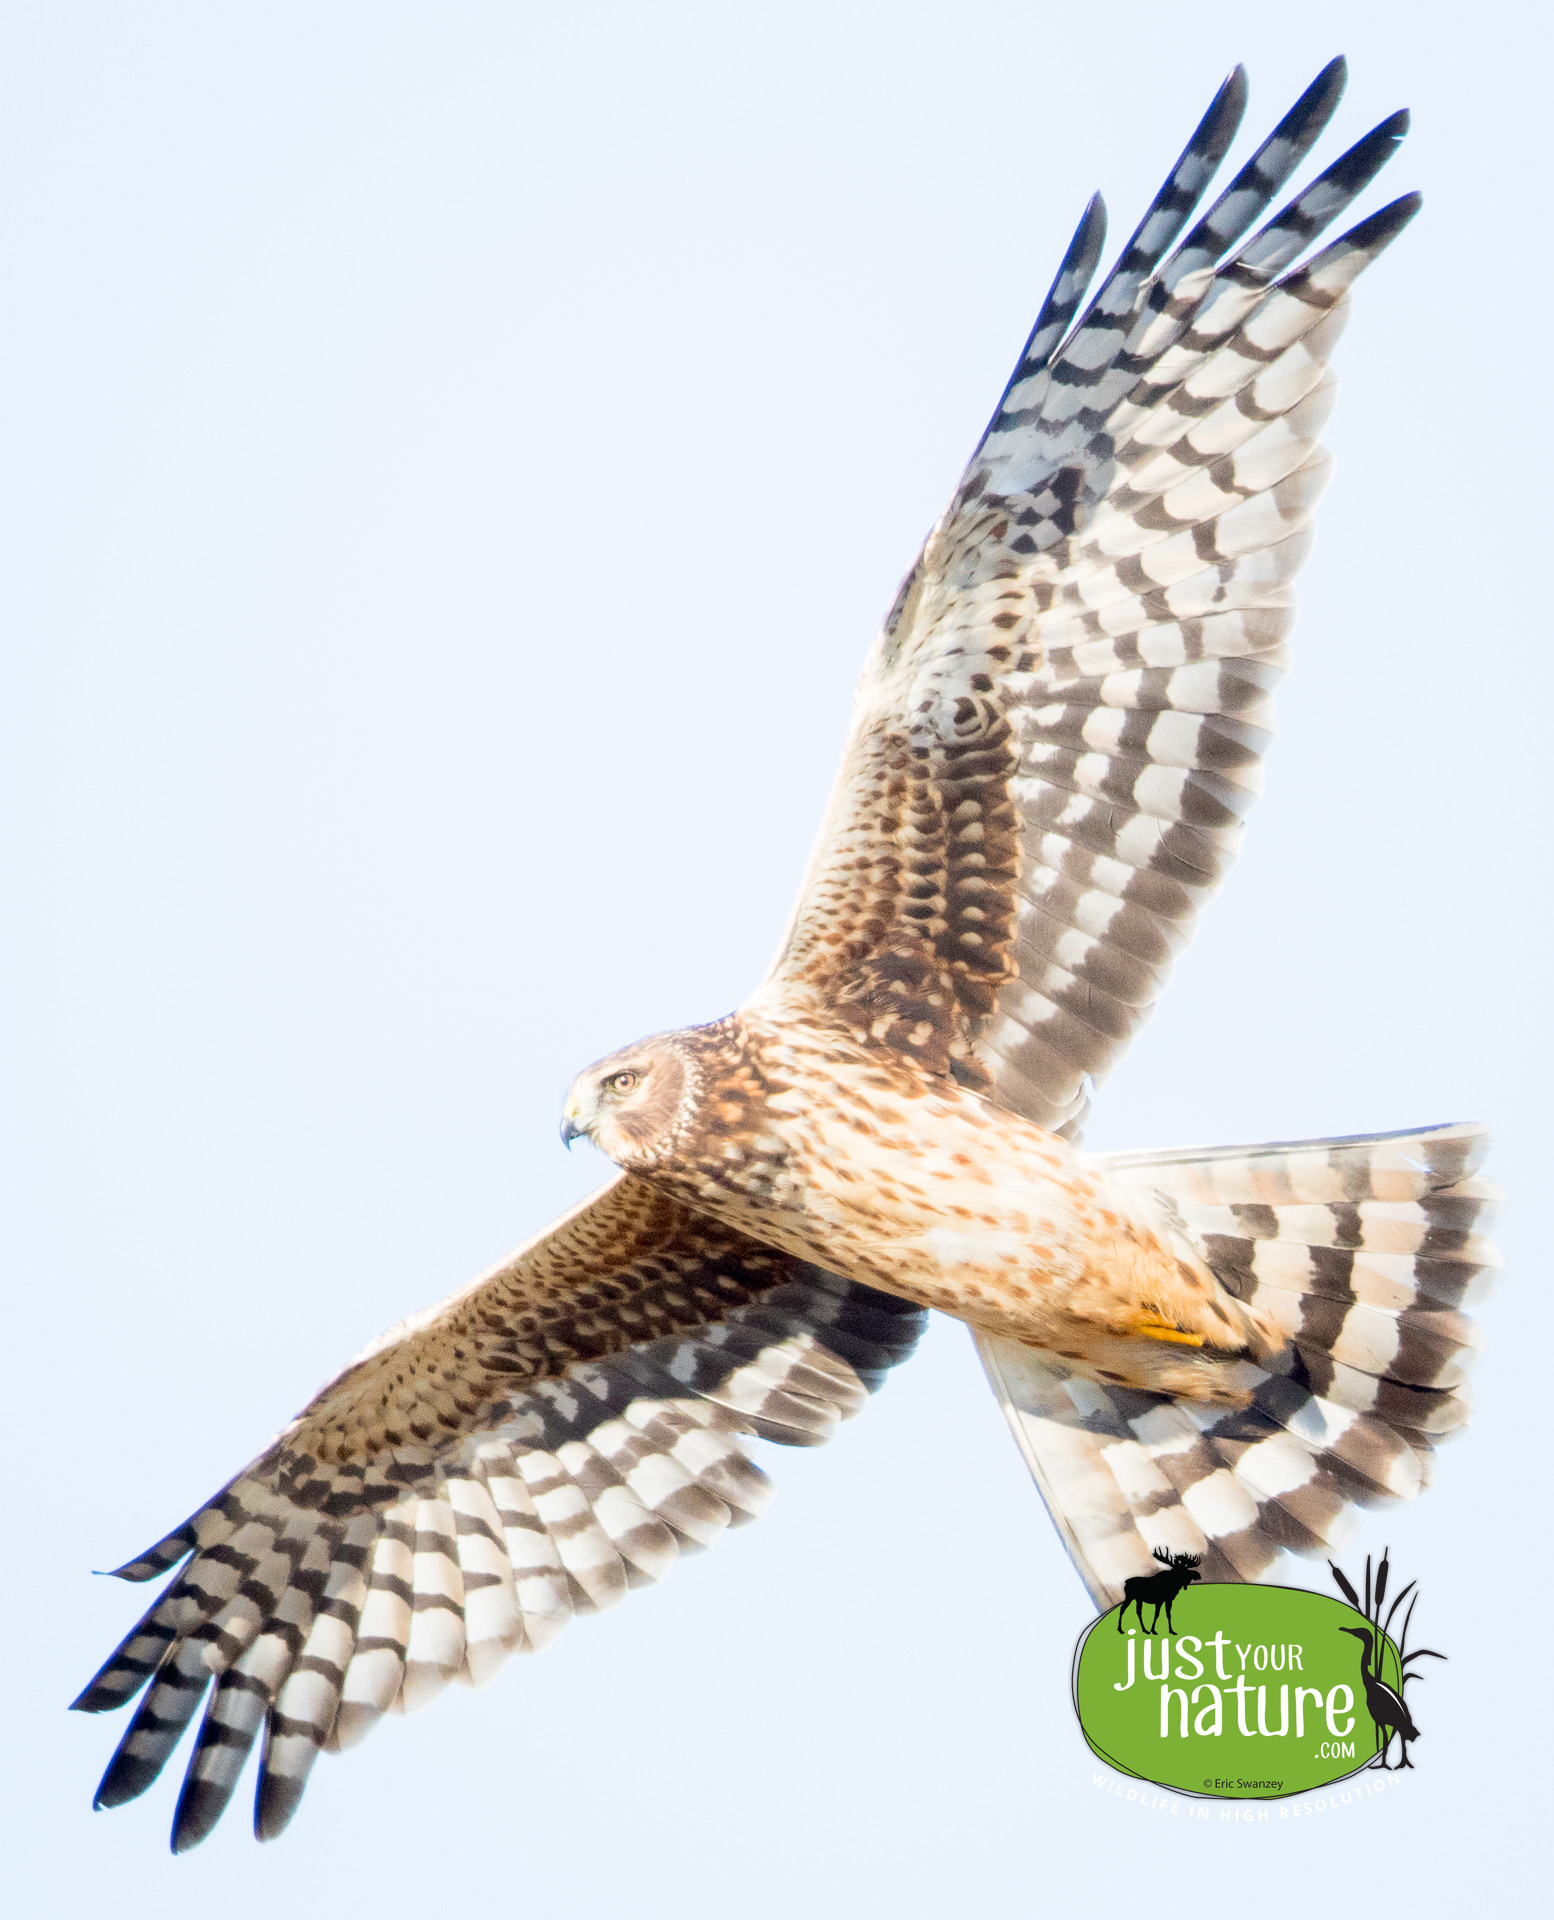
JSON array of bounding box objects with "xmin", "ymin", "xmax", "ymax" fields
[{"xmin": 559, "ymin": 1035, "xmax": 691, "ymax": 1168}]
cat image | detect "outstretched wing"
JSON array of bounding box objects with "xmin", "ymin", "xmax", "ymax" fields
[
  {"xmin": 762, "ymin": 59, "xmax": 1415, "ymax": 1136},
  {"xmin": 73, "ymin": 1176, "xmax": 925, "ymax": 1849}
]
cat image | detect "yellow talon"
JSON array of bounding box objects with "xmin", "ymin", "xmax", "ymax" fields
[{"xmin": 1135, "ymin": 1315, "xmax": 1206, "ymax": 1348}]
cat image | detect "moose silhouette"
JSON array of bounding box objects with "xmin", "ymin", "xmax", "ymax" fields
[{"xmin": 1117, "ymin": 1548, "xmax": 1203, "ymax": 1635}]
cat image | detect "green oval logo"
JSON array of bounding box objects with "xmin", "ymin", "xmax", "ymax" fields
[{"xmin": 1073, "ymin": 1584, "xmax": 1407, "ymax": 1799}]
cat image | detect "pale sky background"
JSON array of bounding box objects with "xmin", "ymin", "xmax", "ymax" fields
[{"xmin": 3, "ymin": 3, "xmax": 1549, "ymax": 1913}]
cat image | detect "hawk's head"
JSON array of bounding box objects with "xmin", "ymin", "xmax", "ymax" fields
[{"xmin": 560, "ymin": 1033, "xmax": 695, "ymax": 1168}]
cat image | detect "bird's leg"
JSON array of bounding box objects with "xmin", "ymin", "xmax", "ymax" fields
[{"xmin": 1133, "ymin": 1314, "xmax": 1206, "ymax": 1348}]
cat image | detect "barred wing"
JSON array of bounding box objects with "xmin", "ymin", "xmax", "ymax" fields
[
  {"xmin": 764, "ymin": 61, "xmax": 1416, "ymax": 1134},
  {"xmin": 981, "ymin": 1126, "xmax": 1498, "ymax": 1607},
  {"xmin": 73, "ymin": 1175, "xmax": 925, "ymax": 1849}
]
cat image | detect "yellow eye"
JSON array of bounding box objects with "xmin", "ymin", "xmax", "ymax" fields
[{"xmin": 608, "ymin": 1070, "xmax": 639, "ymax": 1093}]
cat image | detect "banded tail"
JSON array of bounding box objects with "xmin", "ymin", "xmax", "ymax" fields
[{"xmin": 977, "ymin": 1122, "xmax": 1497, "ymax": 1607}]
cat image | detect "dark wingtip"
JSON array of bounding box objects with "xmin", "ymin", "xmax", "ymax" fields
[
  {"xmin": 171, "ymin": 1779, "xmax": 225, "ymax": 1854},
  {"xmin": 1077, "ymin": 191, "xmax": 1107, "ymax": 267},
  {"xmin": 1338, "ymin": 109, "xmax": 1411, "ymax": 183},
  {"xmin": 1348, "ymin": 190, "xmax": 1424, "ymax": 250},
  {"xmin": 1287, "ymin": 56, "xmax": 1348, "ymax": 134},
  {"xmin": 255, "ymin": 1770, "xmax": 307, "ymax": 1843},
  {"xmin": 1203, "ymin": 64, "xmax": 1250, "ymax": 154},
  {"xmin": 93, "ymin": 1756, "xmax": 161, "ymax": 1811},
  {"xmin": 104, "ymin": 1529, "xmax": 195, "ymax": 1582},
  {"xmin": 1315, "ymin": 109, "xmax": 1412, "ymax": 203}
]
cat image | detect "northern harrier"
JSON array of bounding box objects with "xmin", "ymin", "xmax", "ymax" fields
[{"xmin": 77, "ymin": 61, "xmax": 1498, "ymax": 1849}]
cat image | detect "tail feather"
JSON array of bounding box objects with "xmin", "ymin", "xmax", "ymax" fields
[{"xmin": 978, "ymin": 1121, "xmax": 1496, "ymax": 1609}]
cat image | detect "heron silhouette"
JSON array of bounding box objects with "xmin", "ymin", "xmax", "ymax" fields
[{"xmin": 1339, "ymin": 1626, "xmax": 1420, "ymax": 1770}]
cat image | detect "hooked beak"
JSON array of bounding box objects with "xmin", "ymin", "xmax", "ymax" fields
[{"xmin": 560, "ymin": 1100, "xmax": 585, "ymax": 1149}]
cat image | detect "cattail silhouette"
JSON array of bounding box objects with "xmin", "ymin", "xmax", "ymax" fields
[{"xmin": 1329, "ymin": 1551, "xmax": 1445, "ymax": 1770}]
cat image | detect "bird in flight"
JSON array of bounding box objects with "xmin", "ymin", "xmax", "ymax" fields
[{"xmin": 76, "ymin": 58, "xmax": 1499, "ymax": 1850}]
